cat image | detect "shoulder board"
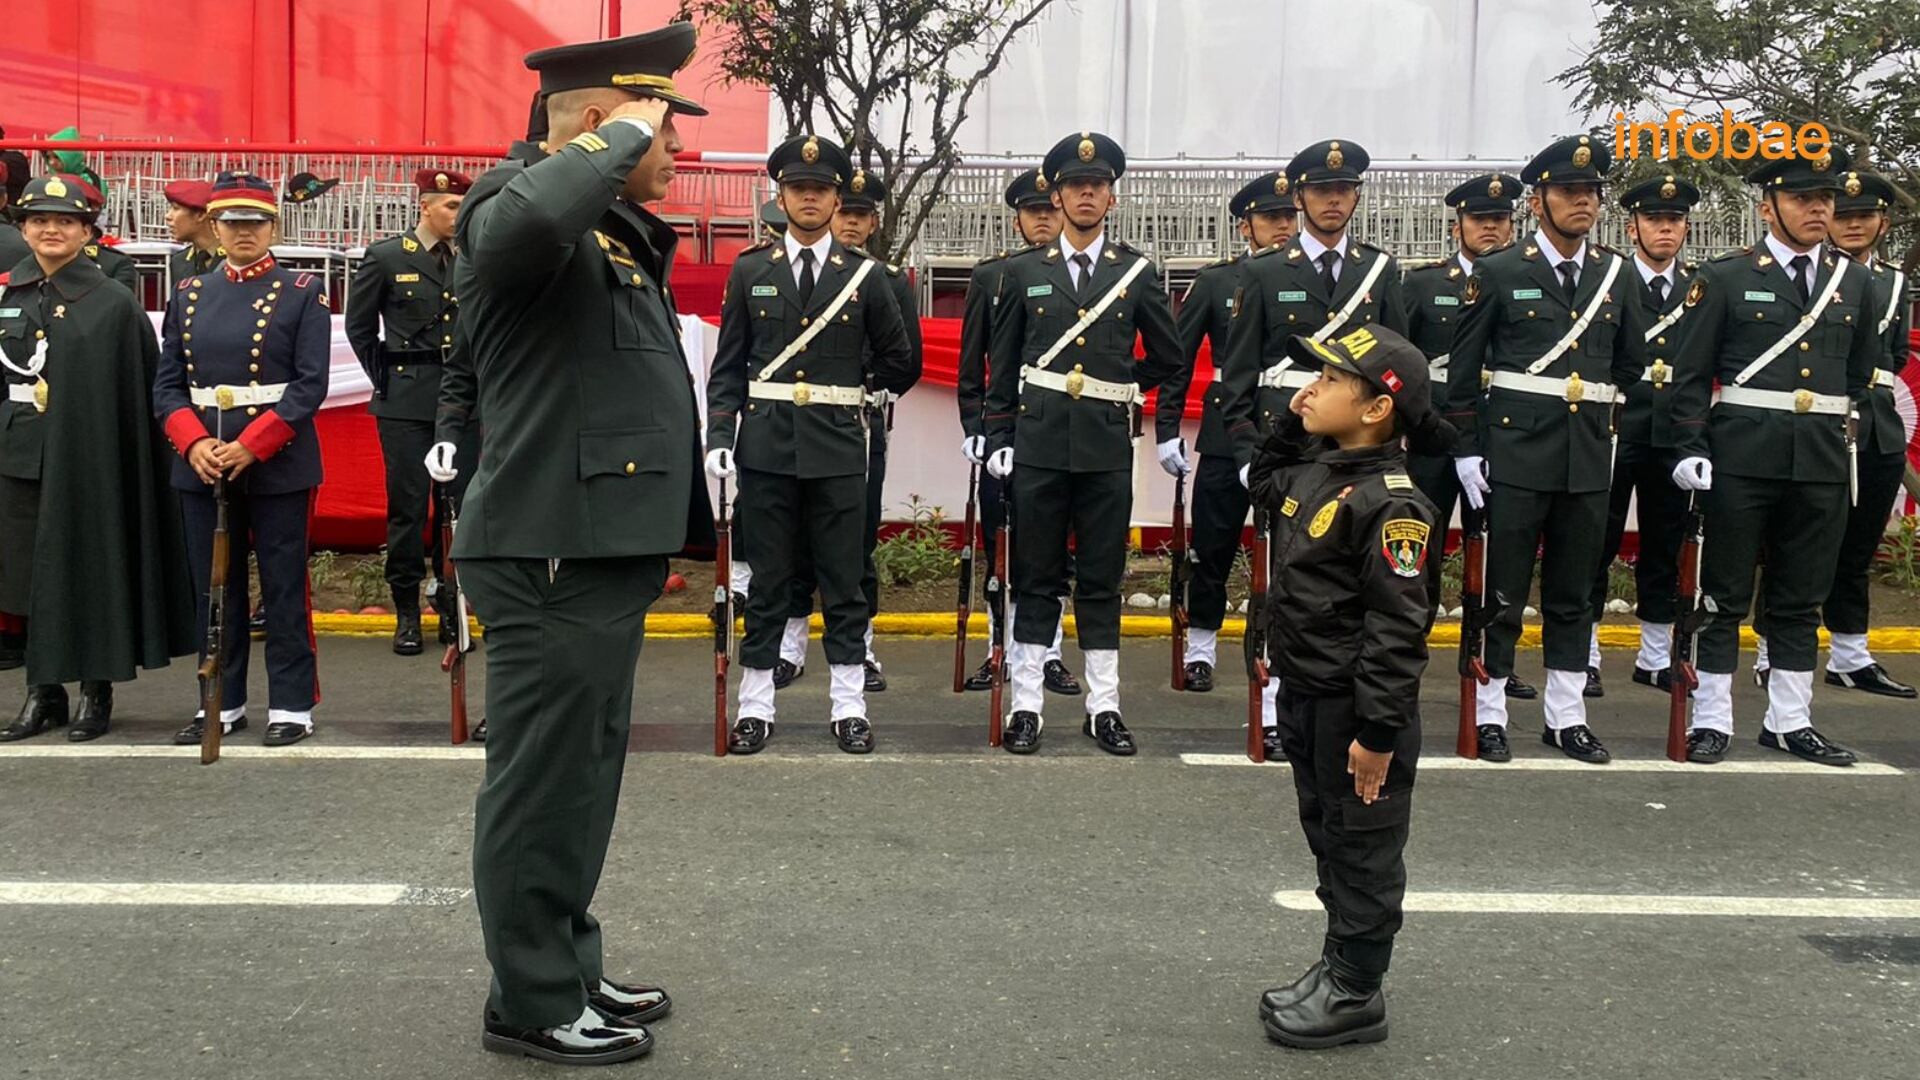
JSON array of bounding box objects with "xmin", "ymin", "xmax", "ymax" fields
[
  {"xmin": 1591, "ymin": 242, "xmax": 1626, "ymax": 259},
  {"xmin": 1202, "ymin": 253, "xmax": 1240, "ymax": 270},
  {"xmin": 1354, "ymin": 239, "xmax": 1389, "ymax": 255},
  {"xmin": 175, "ymin": 276, "xmax": 193, "ymax": 292},
  {"xmin": 975, "ymin": 250, "xmax": 1011, "ymax": 267},
  {"xmin": 1709, "ymin": 247, "xmax": 1749, "ymax": 264},
  {"xmin": 1251, "ymin": 243, "xmax": 1287, "ymax": 260},
  {"xmin": 1405, "ymin": 259, "xmax": 1445, "ymax": 274},
  {"xmin": 842, "ymin": 246, "xmax": 873, "ymax": 261},
  {"xmin": 740, "ymin": 240, "xmax": 774, "ymax": 255},
  {"xmin": 1111, "ymin": 239, "xmax": 1149, "ymax": 258},
  {"xmin": 1683, "ymin": 260, "xmax": 1699, "ymax": 271},
  {"xmin": 292, "ymin": 273, "xmax": 316, "ymax": 289},
  {"xmin": 1382, "ymin": 472, "xmax": 1415, "ymax": 492},
  {"xmin": 1008, "ymin": 244, "xmax": 1049, "ymax": 260}
]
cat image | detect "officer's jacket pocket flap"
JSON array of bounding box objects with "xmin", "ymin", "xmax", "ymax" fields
[{"xmin": 579, "ymin": 427, "xmax": 670, "ymax": 480}]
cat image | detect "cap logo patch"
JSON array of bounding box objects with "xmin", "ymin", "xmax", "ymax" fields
[
  {"xmin": 1326, "ymin": 147, "xmax": 1344, "ymax": 170},
  {"xmin": 851, "ymin": 170, "xmax": 866, "ymax": 193},
  {"xmin": 802, "ymin": 136, "xmax": 820, "ymax": 164},
  {"xmin": 1034, "ymin": 174, "xmax": 1049, "ymax": 192},
  {"xmin": 1810, "ymin": 152, "xmax": 1831, "ymax": 172},
  {"xmin": 1845, "ymin": 174, "xmax": 1862, "ymax": 196},
  {"xmin": 1660, "ymin": 180, "xmax": 1677, "ymax": 199},
  {"xmin": 45, "ymin": 178, "xmax": 67, "ymax": 198},
  {"xmin": 1572, "ymin": 145, "xmax": 1592, "ymax": 168},
  {"xmin": 1078, "ymin": 137, "xmax": 1096, "ymax": 162},
  {"xmin": 1336, "ymin": 326, "xmax": 1379, "ymax": 359},
  {"xmin": 1274, "ymin": 175, "xmax": 1289, "ymax": 195},
  {"xmin": 1486, "ymin": 177, "xmax": 1503, "ymax": 199}
]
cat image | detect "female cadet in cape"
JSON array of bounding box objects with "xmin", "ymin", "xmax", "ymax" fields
[
  {"xmin": 1247, "ymin": 324, "xmax": 1453, "ymax": 1049},
  {"xmin": 0, "ymin": 174, "xmax": 197, "ymax": 742}
]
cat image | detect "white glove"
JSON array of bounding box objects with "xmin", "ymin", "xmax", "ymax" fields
[
  {"xmin": 986, "ymin": 447, "xmax": 1015, "ymax": 480},
  {"xmin": 962, "ymin": 435, "xmax": 986, "ymax": 465},
  {"xmin": 1156, "ymin": 437, "xmax": 1190, "ymax": 478},
  {"xmin": 704, "ymin": 447, "xmax": 736, "ymax": 479},
  {"xmin": 1671, "ymin": 457, "xmax": 1713, "ymax": 491},
  {"xmin": 1455, "ymin": 456, "xmax": 1491, "ymax": 510},
  {"xmin": 424, "ymin": 441, "xmax": 458, "ymax": 483},
  {"xmin": 1238, "ymin": 463, "xmax": 1251, "ymax": 489}
]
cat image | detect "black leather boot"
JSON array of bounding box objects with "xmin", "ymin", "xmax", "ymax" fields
[
  {"xmin": 1, "ymin": 684, "xmax": 70, "ymax": 742},
  {"xmin": 392, "ymin": 589, "xmax": 424, "ymax": 657},
  {"xmin": 67, "ymin": 682, "xmax": 113, "ymax": 741},
  {"xmin": 1262, "ymin": 965, "xmax": 1388, "ymax": 1049}
]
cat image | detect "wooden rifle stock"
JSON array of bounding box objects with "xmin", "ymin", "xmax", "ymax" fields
[
  {"xmin": 1457, "ymin": 506, "xmax": 1493, "ymax": 760},
  {"xmin": 1668, "ymin": 495, "xmax": 1706, "ymax": 763},
  {"xmin": 198, "ymin": 471, "xmax": 228, "ymax": 765},
  {"xmin": 436, "ymin": 483, "xmax": 469, "ymax": 745}
]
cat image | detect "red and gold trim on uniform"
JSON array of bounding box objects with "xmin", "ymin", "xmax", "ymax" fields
[
  {"xmin": 236, "ymin": 410, "xmax": 296, "ymax": 461},
  {"xmin": 163, "ymin": 408, "xmax": 212, "ymax": 456},
  {"xmin": 224, "ymin": 256, "xmax": 278, "ymax": 283}
]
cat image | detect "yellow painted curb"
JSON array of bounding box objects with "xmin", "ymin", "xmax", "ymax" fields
[{"xmin": 308, "ymin": 613, "xmax": 1920, "ymax": 653}]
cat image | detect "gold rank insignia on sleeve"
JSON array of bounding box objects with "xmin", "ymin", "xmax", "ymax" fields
[
  {"xmin": 568, "ymin": 131, "xmax": 610, "ymax": 153},
  {"xmin": 1383, "ymin": 473, "xmax": 1414, "ymax": 491}
]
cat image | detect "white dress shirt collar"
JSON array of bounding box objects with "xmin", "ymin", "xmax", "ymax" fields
[
  {"xmin": 1534, "ymin": 228, "xmax": 1587, "ymax": 274},
  {"xmin": 1299, "ymin": 229, "xmax": 1348, "ymax": 267},
  {"xmin": 784, "ymin": 231, "xmax": 833, "ymax": 286},
  {"xmin": 1764, "ymin": 231, "xmax": 1821, "ymax": 275},
  {"xmin": 1634, "ymin": 253, "xmax": 1675, "ymax": 290},
  {"xmin": 1059, "ymin": 231, "xmax": 1105, "ymax": 270}
]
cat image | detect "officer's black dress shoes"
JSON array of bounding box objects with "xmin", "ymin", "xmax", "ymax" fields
[
  {"xmin": 1084, "ymin": 711, "xmax": 1136, "ymax": 756},
  {"xmin": 248, "ymin": 606, "xmax": 267, "ymax": 638},
  {"xmin": 1262, "ymin": 965, "xmax": 1388, "ymax": 1049},
  {"xmin": 67, "ymin": 682, "xmax": 113, "ymax": 742},
  {"xmin": 1543, "ymin": 724, "xmax": 1611, "ymax": 764},
  {"xmin": 588, "ymin": 979, "xmax": 672, "ymax": 1024},
  {"xmin": 1262, "ymin": 727, "xmax": 1285, "ymax": 761},
  {"xmin": 1004, "ymin": 711, "xmax": 1041, "ymax": 754},
  {"xmin": 172, "ymin": 714, "xmax": 247, "ymax": 745},
  {"xmin": 1, "ymin": 685, "xmax": 68, "ymax": 741},
  {"xmin": 1583, "ymin": 666, "xmax": 1604, "ymax": 697},
  {"xmin": 1182, "ymin": 661, "xmax": 1215, "ymax": 692},
  {"xmin": 263, "ymin": 721, "xmax": 313, "ymax": 747},
  {"xmin": 393, "ymin": 610, "xmax": 424, "ymax": 656},
  {"xmin": 1259, "ymin": 960, "xmax": 1326, "ymax": 1021},
  {"xmin": 482, "ymin": 1008, "xmax": 654, "ymax": 1066},
  {"xmin": 1632, "ymin": 666, "xmax": 1676, "ymax": 693},
  {"xmin": 1826, "ymin": 663, "xmax": 1917, "ymax": 698},
  {"xmin": 831, "ymin": 716, "xmax": 874, "ymax": 754},
  {"xmin": 1043, "ymin": 659, "xmax": 1082, "ymax": 696},
  {"xmin": 1686, "ymin": 729, "xmax": 1729, "ymax": 764},
  {"xmin": 772, "ymin": 659, "xmax": 803, "ymax": 689},
  {"xmin": 964, "ymin": 656, "xmax": 1002, "ymax": 692},
  {"xmin": 1475, "ymin": 724, "xmax": 1511, "ymax": 762},
  {"xmin": 728, "ymin": 718, "xmax": 771, "ymax": 755},
  {"xmin": 1759, "ymin": 727, "xmax": 1856, "ymax": 767},
  {"xmin": 863, "ymin": 660, "xmax": 887, "ymax": 693},
  {"xmin": 470, "ymin": 720, "xmax": 488, "ymax": 743},
  {"xmin": 1504, "ymin": 674, "xmax": 1538, "ymax": 699}
]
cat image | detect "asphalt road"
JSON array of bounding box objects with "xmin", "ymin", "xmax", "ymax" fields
[{"xmin": 1, "ymin": 636, "xmax": 1916, "ymax": 1079}]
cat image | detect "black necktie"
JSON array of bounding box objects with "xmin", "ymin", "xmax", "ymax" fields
[
  {"xmin": 1559, "ymin": 261, "xmax": 1578, "ymax": 303},
  {"xmin": 1319, "ymin": 251, "xmax": 1340, "ymax": 294},
  {"xmin": 1650, "ymin": 275, "xmax": 1669, "ymax": 308},
  {"xmin": 1789, "ymin": 255, "xmax": 1811, "ymax": 303},
  {"xmin": 1072, "ymin": 252, "xmax": 1092, "ymax": 292},
  {"xmin": 432, "ymin": 241, "xmax": 452, "ymax": 271},
  {"xmin": 798, "ymin": 248, "xmax": 817, "ymax": 307}
]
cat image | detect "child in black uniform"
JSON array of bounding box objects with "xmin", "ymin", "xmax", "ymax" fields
[{"xmin": 1248, "ymin": 325, "xmax": 1454, "ymax": 1048}]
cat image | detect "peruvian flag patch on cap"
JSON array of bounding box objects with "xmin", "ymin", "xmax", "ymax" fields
[{"xmin": 1382, "ymin": 369, "xmax": 1403, "ymax": 392}]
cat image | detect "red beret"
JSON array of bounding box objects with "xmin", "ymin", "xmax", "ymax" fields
[
  {"xmin": 414, "ymin": 169, "xmax": 473, "ymax": 196},
  {"xmin": 56, "ymin": 173, "xmax": 105, "ymax": 208},
  {"xmin": 164, "ymin": 179, "xmax": 214, "ymax": 210}
]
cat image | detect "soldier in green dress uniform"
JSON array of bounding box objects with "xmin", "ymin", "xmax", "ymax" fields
[{"xmin": 164, "ymin": 179, "xmax": 224, "ymax": 285}]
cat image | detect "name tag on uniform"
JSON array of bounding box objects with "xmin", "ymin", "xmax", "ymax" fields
[
  {"xmin": 1276, "ymin": 290, "xmax": 1308, "ymax": 302},
  {"xmin": 1432, "ymin": 296, "xmax": 1459, "ymax": 307},
  {"xmin": 1027, "ymin": 285, "xmax": 1053, "ymax": 297},
  {"xmin": 394, "ymin": 273, "xmax": 421, "ymax": 283},
  {"xmin": 0, "ymin": 308, "xmax": 19, "ymax": 318},
  {"xmin": 751, "ymin": 285, "xmax": 779, "ymax": 297},
  {"xmin": 1744, "ymin": 290, "xmax": 1776, "ymax": 302},
  {"xmin": 1511, "ymin": 288, "xmax": 1543, "ymax": 300}
]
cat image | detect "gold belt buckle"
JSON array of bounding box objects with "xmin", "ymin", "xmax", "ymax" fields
[
  {"xmin": 1564, "ymin": 372, "xmax": 1585, "ymax": 403},
  {"xmin": 1649, "ymin": 360, "xmax": 1670, "ymax": 388},
  {"xmin": 792, "ymin": 381, "xmax": 811, "ymax": 406},
  {"xmin": 1793, "ymin": 389, "xmax": 1813, "ymax": 414},
  {"xmin": 216, "ymin": 386, "xmax": 236, "ymax": 410},
  {"xmin": 32, "ymin": 377, "xmax": 49, "ymax": 413},
  {"xmin": 1065, "ymin": 365, "xmax": 1085, "ymax": 400},
  {"xmin": 1480, "ymin": 370, "xmax": 1493, "ymax": 391}
]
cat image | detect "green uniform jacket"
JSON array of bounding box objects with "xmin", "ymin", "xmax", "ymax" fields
[
  {"xmin": 0, "ymin": 257, "xmax": 196, "ymax": 680},
  {"xmin": 1442, "ymin": 241, "xmax": 1651, "ymax": 494},
  {"xmin": 168, "ymin": 244, "xmax": 223, "ymax": 293},
  {"xmin": 0, "ymin": 224, "xmax": 28, "ymax": 273},
  {"xmin": 984, "ymin": 239, "xmax": 1182, "ymax": 472},
  {"xmin": 1860, "ymin": 259, "xmax": 1912, "ymax": 458},
  {"xmin": 346, "ymin": 231, "xmax": 459, "ymax": 421},
  {"xmin": 1616, "ymin": 261, "xmax": 1695, "ymax": 452},
  {"xmin": 451, "ymin": 120, "xmax": 712, "ymax": 559},
  {"xmin": 955, "ymin": 249, "xmax": 1019, "ymax": 441},
  {"xmin": 1157, "ymin": 253, "xmax": 1242, "ymax": 457},
  {"xmin": 866, "ymin": 259, "xmax": 921, "ymax": 454},
  {"xmin": 1399, "ymin": 254, "xmax": 1470, "ymax": 423},
  {"xmin": 86, "ymin": 243, "xmax": 137, "ymax": 291},
  {"xmin": 1220, "ymin": 240, "xmax": 1408, "ymax": 469},
  {"xmin": 1671, "ymin": 245, "xmax": 1880, "ymax": 484},
  {"xmin": 706, "ymin": 238, "xmax": 916, "ymax": 479},
  {"xmin": 434, "ymin": 321, "xmax": 478, "ymax": 446}
]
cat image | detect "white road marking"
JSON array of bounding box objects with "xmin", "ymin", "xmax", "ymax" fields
[
  {"xmin": 1180, "ymin": 752, "xmax": 1903, "ymax": 775},
  {"xmin": 1272, "ymin": 890, "xmax": 1920, "ymax": 919},
  {"xmin": 0, "ymin": 882, "xmax": 470, "ymax": 906}
]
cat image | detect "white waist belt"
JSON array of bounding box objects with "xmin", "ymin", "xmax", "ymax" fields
[
  {"xmin": 865, "ymin": 389, "xmax": 896, "ymax": 409},
  {"xmin": 1873, "ymin": 368, "xmax": 1898, "ymax": 390},
  {"xmin": 1021, "ymin": 365, "xmax": 1141, "ymax": 404},
  {"xmin": 1257, "ymin": 365, "xmax": 1316, "ymax": 391},
  {"xmin": 190, "ymin": 384, "xmax": 287, "ymax": 408},
  {"xmin": 1487, "ymin": 370, "xmax": 1618, "ymax": 405},
  {"xmin": 1715, "ymin": 386, "xmax": 1848, "ymax": 416},
  {"xmin": 747, "ymin": 381, "xmax": 865, "ymax": 407},
  {"xmin": 7, "ymin": 384, "xmax": 37, "ymax": 404}
]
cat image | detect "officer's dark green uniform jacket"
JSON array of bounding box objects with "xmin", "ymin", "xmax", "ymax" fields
[
  {"xmin": 1860, "ymin": 258, "xmax": 1912, "ymax": 458},
  {"xmin": 1670, "ymin": 245, "xmax": 1880, "ymax": 483},
  {"xmin": 955, "ymin": 249, "xmax": 1020, "ymax": 440},
  {"xmin": 1400, "ymin": 255, "xmax": 1469, "ymax": 412},
  {"xmin": 1617, "ymin": 260, "xmax": 1695, "ymax": 451},
  {"xmin": 706, "ymin": 237, "xmax": 917, "ymax": 478},
  {"xmin": 451, "ymin": 119, "xmax": 712, "ymax": 558},
  {"xmin": 86, "ymin": 243, "xmax": 137, "ymax": 291},
  {"xmin": 346, "ymin": 230, "xmax": 459, "ymax": 421},
  {"xmin": 1157, "ymin": 252, "xmax": 1243, "ymax": 457}
]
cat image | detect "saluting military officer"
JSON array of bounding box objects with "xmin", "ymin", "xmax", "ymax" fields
[
  {"xmin": 707, "ymin": 134, "xmax": 917, "ymax": 756},
  {"xmin": 1157, "ymin": 171, "xmax": 1297, "ymax": 695},
  {"xmin": 982, "ymin": 131, "xmax": 1182, "ymax": 756},
  {"xmin": 1583, "ymin": 174, "xmax": 1701, "ymax": 695},
  {"xmin": 152, "ymin": 172, "xmax": 332, "ymax": 747},
  {"xmin": 1399, "ymin": 172, "xmax": 1518, "ymax": 611},
  {"xmin": 954, "ymin": 169, "xmax": 1078, "ymax": 695},
  {"xmin": 455, "ymin": 26, "xmax": 711, "ymax": 1063},
  {"xmin": 776, "ymin": 166, "xmax": 923, "ymax": 692},
  {"xmin": 164, "ymin": 179, "xmax": 223, "ymax": 286},
  {"xmin": 345, "ymin": 168, "xmax": 478, "ymax": 655},
  {"xmin": 1670, "ymin": 148, "xmax": 1881, "ymax": 765},
  {"xmin": 1444, "ymin": 135, "xmax": 1651, "ymax": 764}
]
